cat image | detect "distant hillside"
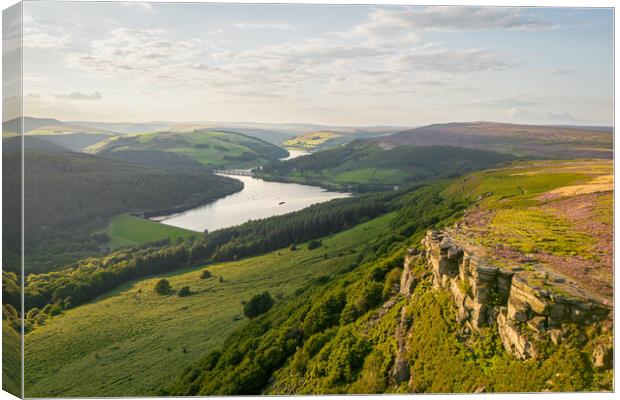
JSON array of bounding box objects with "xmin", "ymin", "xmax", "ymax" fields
[
  {"xmin": 282, "ymin": 131, "xmax": 350, "ymax": 151},
  {"xmin": 3, "ymin": 136, "xmax": 69, "ymax": 153},
  {"xmin": 25, "ymin": 133, "xmax": 110, "ymax": 152},
  {"xmin": 378, "ymin": 122, "xmax": 612, "ymax": 159},
  {"xmin": 258, "ymin": 141, "xmax": 516, "ymax": 191},
  {"xmin": 282, "ymin": 127, "xmax": 400, "ymax": 151},
  {"xmin": 68, "ymin": 120, "xmax": 173, "ymax": 134},
  {"xmin": 2, "ymin": 149, "xmax": 242, "ymax": 273},
  {"xmin": 89, "ymin": 130, "xmax": 289, "ymax": 169}
]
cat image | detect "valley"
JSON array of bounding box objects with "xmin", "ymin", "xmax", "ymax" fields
[{"xmin": 3, "ymin": 116, "xmax": 614, "ymax": 396}]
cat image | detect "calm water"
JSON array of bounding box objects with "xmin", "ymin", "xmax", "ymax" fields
[{"xmin": 154, "ymin": 174, "xmax": 350, "ymax": 232}]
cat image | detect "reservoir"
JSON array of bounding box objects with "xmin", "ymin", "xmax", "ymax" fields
[{"xmin": 153, "ymin": 174, "xmax": 350, "ymax": 232}]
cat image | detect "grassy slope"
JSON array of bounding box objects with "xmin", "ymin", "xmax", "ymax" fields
[
  {"xmin": 90, "ymin": 130, "xmax": 288, "ymax": 169},
  {"xmin": 259, "ymin": 142, "xmax": 515, "ymax": 191},
  {"xmin": 165, "ymin": 161, "xmax": 612, "ymax": 396},
  {"xmin": 2, "ymin": 321, "xmax": 21, "ymax": 397},
  {"xmin": 24, "ymin": 214, "xmax": 393, "ymax": 397},
  {"xmin": 281, "ymin": 131, "xmax": 349, "ymax": 151},
  {"xmin": 102, "ymin": 214, "xmax": 199, "ymax": 249}
]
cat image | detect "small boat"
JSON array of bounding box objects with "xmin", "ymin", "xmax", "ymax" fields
[{"xmin": 278, "ymin": 201, "xmax": 286, "ymax": 205}]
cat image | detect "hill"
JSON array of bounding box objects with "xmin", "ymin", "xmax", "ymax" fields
[
  {"xmin": 88, "ymin": 130, "xmax": 289, "ymax": 169},
  {"xmin": 258, "ymin": 141, "xmax": 516, "ymax": 191},
  {"xmin": 3, "ymin": 136, "xmax": 69, "ymax": 153},
  {"xmin": 378, "ymin": 122, "xmax": 612, "ymax": 159},
  {"xmin": 3, "ymin": 149, "xmax": 242, "ymax": 273},
  {"xmin": 165, "ymin": 159, "xmax": 612, "ymax": 395},
  {"xmin": 23, "ymin": 214, "xmax": 393, "ymax": 397},
  {"xmin": 281, "ymin": 131, "xmax": 351, "ymax": 151},
  {"xmin": 18, "ymin": 159, "xmax": 613, "ymax": 395},
  {"xmin": 26, "ymin": 133, "xmax": 111, "ymax": 152}
]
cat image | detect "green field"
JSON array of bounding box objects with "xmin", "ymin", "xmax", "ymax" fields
[
  {"xmin": 101, "ymin": 214, "xmax": 198, "ymax": 249},
  {"xmin": 281, "ymin": 131, "xmax": 350, "ymax": 151},
  {"xmin": 89, "ymin": 130, "xmax": 288, "ymax": 169},
  {"xmin": 24, "ymin": 213, "xmax": 394, "ymax": 397}
]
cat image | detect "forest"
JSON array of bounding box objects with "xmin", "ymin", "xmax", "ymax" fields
[{"xmin": 3, "ymin": 149, "xmax": 242, "ymax": 274}]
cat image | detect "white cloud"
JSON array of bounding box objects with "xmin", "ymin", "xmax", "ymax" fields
[
  {"xmin": 234, "ymin": 22, "xmax": 296, "ymax": 31},
  {"xmin": 53, "ymin": 91, "xmax": 102, "ymax": 100},
  {"xmin": 388, "ymin": 48, "xmax": 517, "ymax": 73},
  {"xmin": 476, "ymin": 97, "xmax": 536, "ymax": 107},
  {"xmin": 547, "ymin": 111, "xmax": 576, "ymax": 122},
  {"xmin": 355, "ymin": 6, "xmax": 551, "ymax": 39},
  {"xmin": 24, "ymin": 27, "xmax": 70, "ymax": 49},
  {"xmin": 119, "ymin": 2, "xmax": 154, "ymax": 12}
]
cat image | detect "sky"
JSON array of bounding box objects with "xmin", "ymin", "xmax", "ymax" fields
[{"xmin": 6, "ymin": 1, "xmax": 615, "ymax": 126}]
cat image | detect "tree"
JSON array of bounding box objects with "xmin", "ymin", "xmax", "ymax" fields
[
  {"xmin": 243, "ymin": 292, "xmax": 274, "ymax": 319},
  {"xmin": 178, "ymin": 286, "xmax": 192, "ymax": 297},
  {"xmin": 155, "ymin": 279, "xmax": 172, "ymax": 295}
]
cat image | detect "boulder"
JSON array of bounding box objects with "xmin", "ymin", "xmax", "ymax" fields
[{"xmin": 592, "ymin": 338, "xmax": 613, "ymax": 370}]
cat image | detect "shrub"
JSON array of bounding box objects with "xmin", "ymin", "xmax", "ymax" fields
[
  {"xmin": 155, "ymin": 279, "xmax": 172, "ymax": 295},
  {"xmin": 91, "ymin": 232, "xmax": 110, "ymax": 244},
  {"xmin": 243, "ymin": 292, "xmax": 275, "ymax": 319},
  {"xmin": 49, "ymin": 304, "xmax": 63, "ymax": 316},
  {"xmin": 200, "ymin": 270, "xmax": 212, "ymax": 279},
  {"xmin": 178, "ymin": 286, "xmax": 192, "ymax": 297},
  {"xmin": 307, "ymin": 240, "xmax": 322, "ymax": 250},
  {"xmin": 382, "ymin": 267, "xmax": 402, "ymax": 299}
]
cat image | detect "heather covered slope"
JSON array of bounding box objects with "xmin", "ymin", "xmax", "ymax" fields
[{"xmin": 378, "ymin": 122, "xmax": 612, "ymax": 159}]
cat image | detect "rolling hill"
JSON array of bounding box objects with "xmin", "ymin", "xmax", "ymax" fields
[
  {"xmin": 20, "ymin": 159, "xmax": 613, "ymax": 396},
  {"xmin": 377, "ymin": 121, "xmax": 613, "ymax": 159},
  {"xmin": 4, "ymin": 148, "xmax": 242, "ymax": 273},
  {"xmin": 88, "ymin": 130, "xmax": 289, "ymax": 170},
  {"xmin": 258, "ymin": 141, "xmax": 516, "ymax": 191},
  {"xmin": 23, "ymin": 214, "xmax": 393, "ymax": 397},
  {"xmin": 281, "ymin": 131, "xmax": 351, "ymax": 151}
]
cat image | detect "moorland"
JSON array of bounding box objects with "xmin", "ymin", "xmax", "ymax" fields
[{"xmin": 1, "ymin": 116, "xmax": 614, "ymax": 396}]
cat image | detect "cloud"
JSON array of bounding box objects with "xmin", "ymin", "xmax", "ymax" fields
[
  {"xmin": 476, "ymin": 97, "xmax": 536, "ymax": 107},
  {"xmin": 24, "ymin": 27, "xmax": 71, "ymax": 49},
  {"xmin": 53, "ymin": 91, "xmax": 102, "ymax": 100},
  {"xmin": 67, "ymin": 28, "xmax": 215, "ymax": 85},
  {"xmin": 388, "ymin": 48, "xmax": 517, "ymax": 73},
  {"xmin": 547, "ymin": 111, "xmax": 576, "ymax": 122},
  {"xmin": 234, "ymin": 22, "xmax": 296, "ymax": 31},
  {"xmin": 545, "ymin": 68, "xmax": 579, "ymax": 75},
  {"xmin": 119, "ymin": 2, "xmax": 154, "ymax": 12},
  {"xmin": 355, "ymin": 6, "xmax": 551, "ymax": 39},
  {"xmin": 507, "ymin": 108, "xmax": 578, "ymax": 123}
]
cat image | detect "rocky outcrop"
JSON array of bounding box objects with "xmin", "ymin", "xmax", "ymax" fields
[
  {"xmin": 409, "ymin": 230, "xmax": 612, "ymax": 361},
  {"xmin": 400, "ymin": 248, "xmax": 420, "ymax": 296}
]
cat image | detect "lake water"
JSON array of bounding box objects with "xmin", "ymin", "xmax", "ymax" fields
[{"xmin": 154, "ymin": 174, "xmax": 350, "ymax": 232}]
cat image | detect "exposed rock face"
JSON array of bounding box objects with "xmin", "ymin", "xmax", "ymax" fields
[
  {"xmin": 592, "ymin": 337, "xmax": 613, "ymax": 369},
  {"xmin": 414, "ymin": 230, "xmax": 612, "ymax": 361},
  {"xmin": 400, "ymin": 248, "xmax": 420, "ymax": 296}
]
